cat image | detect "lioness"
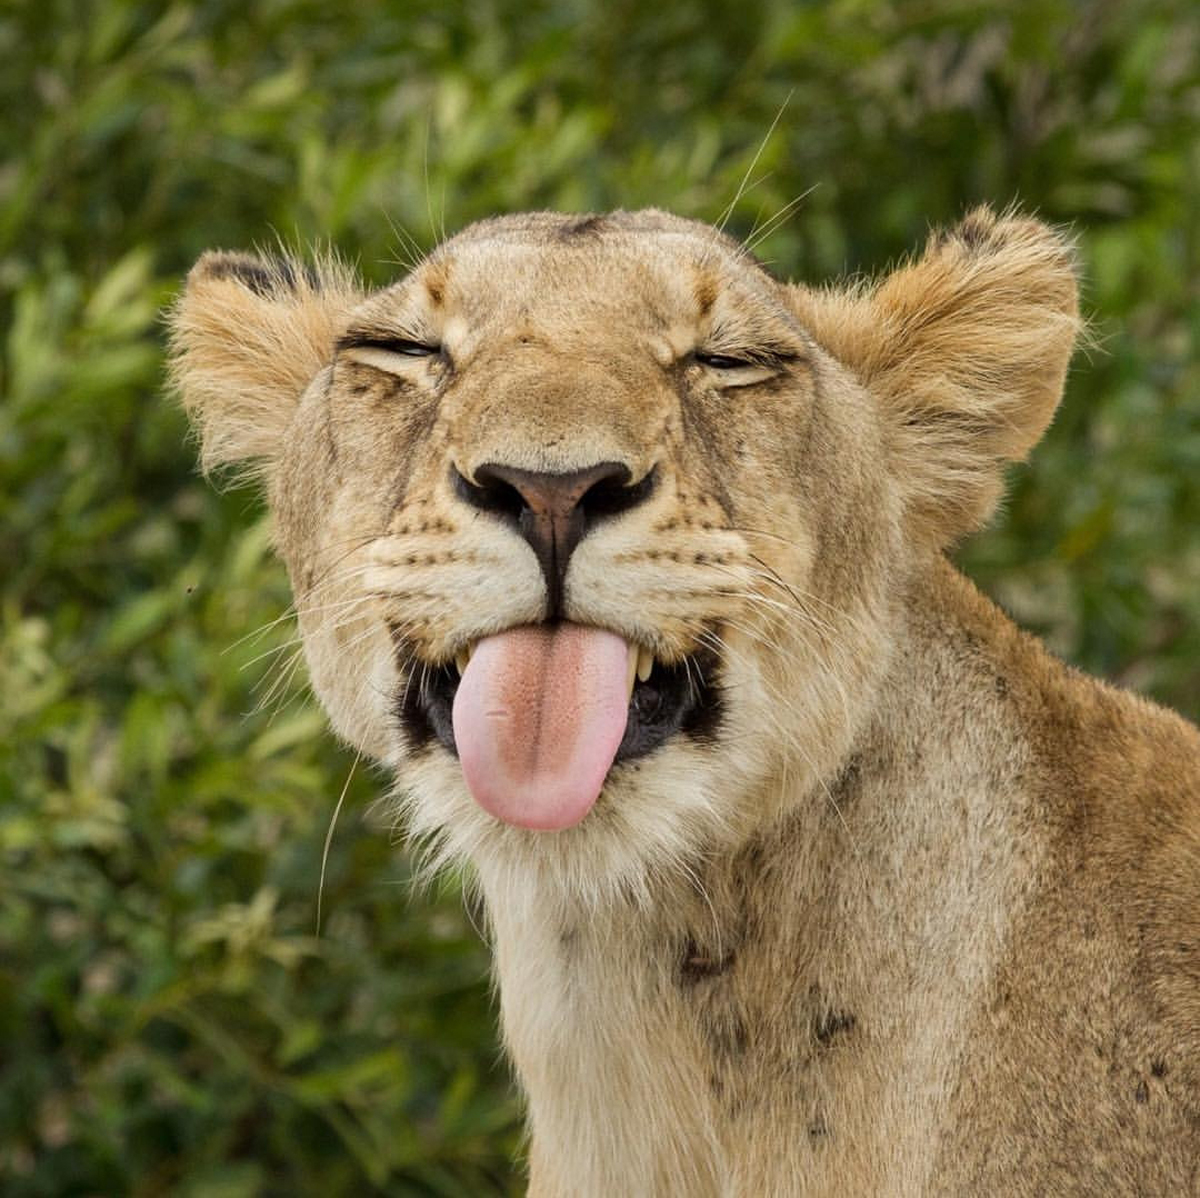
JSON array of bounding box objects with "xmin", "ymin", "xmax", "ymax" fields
[{"xmin": 169, "ymin": 208, "xmax": 1200, "ymax": 1195}]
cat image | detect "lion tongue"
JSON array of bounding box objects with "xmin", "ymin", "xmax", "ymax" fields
[{"xmin": 451, "ymin": 624, "xmax": 630, "ymax": 830}]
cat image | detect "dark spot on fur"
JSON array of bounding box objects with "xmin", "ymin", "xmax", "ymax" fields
[
  {"xmin": 953, "ymin": 214, "xmax": 1000, "ymax": 255},
  {"xmin": 721, "ymin": 1015, "xmax": 749, "ymax": 1055},
  {"xmin": 695, "ymin": 275, "xmax": 717, "ymax": 318},
  {"xmin": 1135, "ymin": 1079, "xmax": 1150, "ymax": 1104},
  {"xmin": 557, "ymin": 214, "xmax": 608, "ymax": 240},
  {"xmin": 739, "ymin": 836, "xmax": 766, "ymax": 877},
  {"xmin": 957, "ymin": 216, "xmax": 988, "ymax": 248},
  {"xmin": 203, "ymin": 252, "xmax": 319, "ymax": 296},
  {"xmin": 701, "ymin": 1008, "xmax": 749, "ymax": 1059},
  {"xmin": 204, "ymin": 256, "xmax": 274, "ymax": 296},
  {"xmin": 426, "ymin": 279, "xmax": 444, "ymax": 306},
  {"xmin": 1151, "ymin": 1058, "xmax": 1168, "ymax": 1078},
  {"xmin": 808, "ymin": 1119, "xmax": 829, "ymax": 1139},
  {"xmin": 832, "ymin": 753, "xmax": 862, "ymax": 790},
  {"xmin": 679, "ymin": 935, "xmax": 736, "ymax": 985},
  {"xmin": 814, "ymin": 1009, "xmax": 857, "ymax": 1046}
]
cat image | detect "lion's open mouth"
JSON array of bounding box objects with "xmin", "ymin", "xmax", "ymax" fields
[{"xmin": 396, "ymin": 623, "xmax": 721, "ymax": 828}]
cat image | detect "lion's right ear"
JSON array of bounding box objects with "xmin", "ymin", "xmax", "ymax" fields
[{"xmin": 167, "ymin": 250, "xmax": 361, "ymax": 478}]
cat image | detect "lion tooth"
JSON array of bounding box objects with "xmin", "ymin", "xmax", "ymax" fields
[
  {"xmin": 455, "ymin": 643, "xmax": 473, "ymax": 675},
  {"xmin": 626, "ymin": 641, "xmax": 638, "ymax": 699},
  {"xmin": 637, "ymin": 644, "xmax": 654, "ymax": 683}
]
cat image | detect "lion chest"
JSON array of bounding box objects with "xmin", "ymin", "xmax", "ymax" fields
[{"xmin": 491, "ymin": 886, "xmax": 950, "ymax": 1196}]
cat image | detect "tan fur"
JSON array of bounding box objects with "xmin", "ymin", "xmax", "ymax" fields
[
  {"xmin": 169, "ymin": 207, "xmax": 1200, "ymax": 1195},
  {"xmin": 169, "ymin": 250, "xmax": 361, "ymax": 478}
]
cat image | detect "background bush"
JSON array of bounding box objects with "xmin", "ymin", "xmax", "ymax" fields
[{"xmin": 2, "ymin": 0, "xmax": 1197, "ymax": 1192}]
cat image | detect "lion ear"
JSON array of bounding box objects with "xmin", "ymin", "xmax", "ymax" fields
[
  {"xmin": 790, "ymin": 208, "xmax": 1081, "ymax": 545},
  {"xmin": 167, "ymin": 250, "xmax": 361, "ymax": 479}
]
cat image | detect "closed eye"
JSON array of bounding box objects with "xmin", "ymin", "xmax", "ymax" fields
[
  {"xmin": 695, "ymin": 352, "xmax": 754, "ymax": 370},
  {"xmin": 693, "ymin": 348, "xmax": 796, "ymax": 385},
  {"xmin": 337, "ymin": 334, "xmax": 443, "ymax": 374}
]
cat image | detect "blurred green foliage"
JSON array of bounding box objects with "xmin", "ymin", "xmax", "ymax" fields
[{"xmin": 1, "ymin": 0, "xmax": 1197, "ymax": 1192}]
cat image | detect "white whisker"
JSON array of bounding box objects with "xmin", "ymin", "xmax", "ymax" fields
[{"xmin": 316, "ymin": 750, "xmax": 360, "ymax": 937}]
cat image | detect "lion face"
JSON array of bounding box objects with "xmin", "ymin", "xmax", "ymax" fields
[{"xmin": 171, "ymin": 207, "xmax": 1077, "ymax": 902}]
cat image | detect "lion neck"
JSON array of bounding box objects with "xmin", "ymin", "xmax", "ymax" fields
[{"xmin": 483, "ymin": 558, "xmax": 1049, "ymax": 1195}]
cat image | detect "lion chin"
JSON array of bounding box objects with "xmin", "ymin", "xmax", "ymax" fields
[{"xmin": 170, "ymin": 207, "xmax": 1200, "ymax": 1196}]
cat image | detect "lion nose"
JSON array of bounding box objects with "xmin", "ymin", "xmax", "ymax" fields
[{"xmin": 453, "ymin": 461, "xmax": 657, "ymax": 615}]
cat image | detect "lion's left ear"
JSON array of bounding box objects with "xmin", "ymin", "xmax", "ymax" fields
[{"xmin": 789, "ymin": 208, "xmax": 1081, "ymax": 545}]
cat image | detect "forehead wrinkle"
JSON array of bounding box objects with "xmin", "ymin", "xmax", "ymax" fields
[
  {"xmin": 421, "ymin": 226, "xmax": 783, "ymax": 350},
  {"xmin": 458, "ymin": 250, "xmax": 633, "ymax": 326},
  {"xmin": 704, "ymin": 281, "xmax": 805, "ymax": 354},
  {"xmin": 692, "ymin": 267, "xmax": 719, "ymax": 321},
  {"xmin": 422, "ymin": 261, "xmax": 449, "ymax": 308},
  {"xmin": 344, "ymin": 280, "xmax": 436, "ymax": 341}
]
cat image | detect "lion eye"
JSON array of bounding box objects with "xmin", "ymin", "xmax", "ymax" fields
[
  {"xmin": 337, "ymin": 335, "xmax": 444, "ymax": 375},
  {"xmin": 695, "ymin": 352, "xmax": 753, "ymax": 370},
  {"xmin": 344, "ymin": 337, "xmax": 440, "ymax": 357},
  {"xmin": 378, "ymin": 339, "xmax": 440, "ymax": 357}
]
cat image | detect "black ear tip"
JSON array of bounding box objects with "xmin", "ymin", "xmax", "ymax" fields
[
  {"xmin": 925, "ymin": 208, "xmax": 1004, "ymax": 258},
  {"xmin": 929, "ymin": 208, "xmax": 1075, "ymax": 273},
  {"xmin": 190, "ymin": 251, "xmax": 320, "ymax": 297}
]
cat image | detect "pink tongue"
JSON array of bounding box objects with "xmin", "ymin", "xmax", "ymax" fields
[{"xmin": 451, "ymin": 624, "xmax": 630, "ymax": 830}]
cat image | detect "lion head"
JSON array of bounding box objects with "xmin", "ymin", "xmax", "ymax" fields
[{"xmin": 170, "ymin": 207, "xmax": 1077, "ymax": 905}]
